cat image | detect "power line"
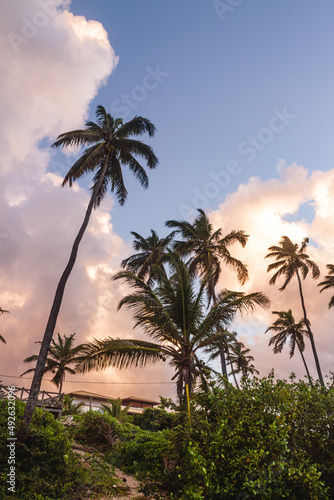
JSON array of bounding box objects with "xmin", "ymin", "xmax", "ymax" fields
[{"xmin": 0, "ymin": 374, "xmax": 173, "ymax": 385}]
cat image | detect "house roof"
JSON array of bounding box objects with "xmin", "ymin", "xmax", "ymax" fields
[
  {"xmin": 122, "ymin": 395, "xmax": 160, "ymax": 405},
  {"xmin": 67, "ymin": 391, "xmax": 159, "ymax": 406},
  {"xmin": 67, "ymin": 390, "xmax": 113, "ymax": 402}
]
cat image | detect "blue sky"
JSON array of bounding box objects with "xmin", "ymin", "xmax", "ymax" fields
[{"xmin": 66, "ymin": 0, "xmax": 334, "ymax": 240}]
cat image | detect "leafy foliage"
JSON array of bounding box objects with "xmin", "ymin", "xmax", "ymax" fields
[
  {"xmin": 22, "ymin": 333, "xmax": 86, "ymax": 393},
  {"xmin": 161, "ymin": 375, "xmax": 334, "ymax": 499}
]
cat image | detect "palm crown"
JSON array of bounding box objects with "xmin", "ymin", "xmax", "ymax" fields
[
  {"xmin": 22, "ymin": 333, "xmax": 86, "ymax": 393},
  {"xmin": 76, "ymin": 255, "xmax": 269, "ymax": 401},
  {"xmin": 318, "ymin": 264, "xmax": 334, "ymax": 309},
  {"xmin": 166, "ymin": 209, "xmax": 249, "ymax": 304},
  {"xmin": 121, "ymin": 229, "xmax": 176, "ymax": 285},
  {"xmin": 52, "ymin": 105, "xmax": 158, "ymax": 206},
  {"xmin": 266, "ymin": 309, "xmax": 312, "ymax": 383},
  {"xmin": 266, "ymin": 236, "xmax": 320, "ymax": 291}
]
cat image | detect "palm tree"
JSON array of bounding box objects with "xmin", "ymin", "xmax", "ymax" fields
[
  {"xmin": 0, "ymin": 307, "xmax": 9, "ymax": 344},
  {"xmin": 318, "ymin": 264, "xmax": 334, "ymax": 308},
  {"xmin": 121, "ymin": 229, "xmax": 176, "ymax": 285},
  {"xmin": 228, "ymin": 342, "xmax": 259, "ymax": 381},
  {"xmin": 166, "ymin": 209, "xmax": 249, "ymax": 304},
  {"xmin": 166, "ymin": 209, "xmax": 249, "ymax": 378},
  {"xmin": 76, "ymin": 255, "xmax": 269, "ymax": 408},
  {"xmin": 265, "ymin": 236, "xmax": 323, "ymax": 385},
  {"xmin": 62, "ymin": 394, "xmax": 85, "ymax": 416},
  {"xmin": 265, "ymin": 310, "xmax": 312, "ymax": 384},
  {"xmin": 20, "ymin": 106, "xmax": 158, "ymax": 438},
  {"xmin": 205, "ymin": 330, "xmax": 241, "ymax": 388},
  {"xmin": 21, "ymin": 333, "xmax": 86, "ymax": 393},
  {"xmin": 101, "ymin": 398, "xmax": 130, "ymax": 422}
]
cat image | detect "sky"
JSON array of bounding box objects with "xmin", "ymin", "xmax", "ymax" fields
[{"xmin": 0, "ymin": 0, "xmax": 333, "ymax": 401}]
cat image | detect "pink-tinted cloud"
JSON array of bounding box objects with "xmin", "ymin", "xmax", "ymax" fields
[{"xmin": 209, "ymin": 162, "xmax": 334, "ymax": 383}]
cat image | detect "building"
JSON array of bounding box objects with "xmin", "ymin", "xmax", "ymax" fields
[{"xmin": 68, "ymin": 390, "xmax": 159, "ymax": 414}]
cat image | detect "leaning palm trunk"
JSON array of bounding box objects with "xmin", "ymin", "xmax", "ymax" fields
[
  {"xmin": 296, "ymin": 339, "xmax": 313, "ymax": 385},
  {"xmin": 19, "ymin": 156, "xmax": 109, "ymax": 439},
  {"xmin": 295, "ymin": 269, "xmax": 324, "ymax": 386}
]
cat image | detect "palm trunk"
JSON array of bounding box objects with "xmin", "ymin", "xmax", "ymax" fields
[
  {"xmin": 219, "ymin": 344, "xmax": 228, "ymax": 378},
  {"xmin": 296, "ymin": 270, "xmax": 324, "ymax": 386},
  {"xmin": 227, "ymin": 351, "xmax": 240, "ymax": 389},
  {"xmin": 296, "ymin": 341, "xmax": 313, "ymax": 386},
  {"xmin": 19, "ymin": 156, "xmax": 110, "ymax": 440}
]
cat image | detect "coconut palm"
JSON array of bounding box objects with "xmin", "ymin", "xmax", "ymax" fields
[
  {"xmin": 20, "ymin": 106, "xmax": 158, "ymax": 437},
  {"xmin": 265, "ymin": 236, "xmax": 323, "ymax": 385},
  {"xmin": 265, "ymin": 310, "xmax": 312, "ymax": 384},
  {"xmin": 166, "ymin": 209, "xmax": 249, "ymax": 378},
  {"xmin": 21, "ymin": 333, "xmax": 86, "ymax": 394},
  {"xmin": 0, "ymin": 307, "xmax": 9, "ymax": 344},
  {"xmin": 166, "ymin": 209, "xmax": 249, "ymax": 304},
  {"xmin": 101, "ymin": 398, "xmax": 130, "ymax": 422},
  {"xmin": 204, "ymin": 330, "xmax": 241, "ymax": 388},
  {"xmin": 228, "ymin": 342, "xmax": 259, "ymax": 381},
  {"xmin": 121, "ymin": 229, "xmax": 176, "ymax": 285},
  {"xmin": 318, "ymin": 264, "xmax": 334, "ymax": 309},
  {"xmin": 76, "ymin": 255, "xmax": 269, "ymax": 408}
]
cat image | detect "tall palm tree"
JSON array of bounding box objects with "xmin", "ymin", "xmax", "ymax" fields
[
  {"xmin": 76, "ymin": 255, "xmax": 269, "ymax": 407},
  {"xmin": 166, "ymin": 209, "xmax": 249, "ymax": 304},
  {"xmin": 166, "ymin": 209, "xmax": 249, "ymax": 378},
  {"xmin": 121, "ymin": 229, "xmax": 176, "ymax": 285},
  {"xmin": 0, "ymin": 307, "xmax": 9, "ymax": 344},
  {"xmin": 318, "ymin": 264, "xmax": 334, "ymax": 308},
  {"xmin": 21, "ymin": 333, "xmax": 86, "ymax": 394},
  {"xmin": 228, "ymin": 342, "xmax": 259, "ymax": 381},
  {"xmin": 265, "ymin": 309, "xmax": 312, "ymax": 384},
  {"xmin": 265, "ymin": 236, "xmax": 323, "ymax": 385},
  {"xmin": 20, "ymin": 106, "xmax": 158, "ymax": 437}
]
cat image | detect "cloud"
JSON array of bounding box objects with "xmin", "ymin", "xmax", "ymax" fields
[
  {"xmin": 0, "ymin": 0, "xmax": 157, "ymax": 398},
  {"xmin": 209, "ymin": 162, "xmax": 334, "ymax": 383}
]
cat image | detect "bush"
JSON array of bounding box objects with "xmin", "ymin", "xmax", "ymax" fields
[
  {"xmin": 0, "ymin": 400, "xmax": 79, "ymax": 499},
  {"xmin": 132, "ymin": 407, "xmax": 176, "ymax": 431},
  {"xmin": 162, "ymin": 375, "xmax": 334, "ymax": 499},
  {"xmin": 0, "ymin": 401, "xmax": 124, "ymax": 499},
  {"xmin": 74, "ymin": 410, "xmax": 120, "ymax": 451}
]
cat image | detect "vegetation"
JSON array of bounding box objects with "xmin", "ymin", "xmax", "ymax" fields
[
  {"xmin": 101, "ymin": 397, "xmax": 130, "ymax": 422},
  {"xmin": 266, "ymin": 236, "xmax": 324, "ymax": 385},
  {"xmin": 76, "ymin": 254, "xmax": 269, "ymax": 405},
  {"xmin": 21, "ymin": 333, "xmax": 86, "ymax": 394},
  {"xmin": 266, "ymin": 309, "xmax": 312, "ymax": 383},
  {"xmin": 318, "ymin": 264, "xmax": 334, "ymax": 308},
  {"xmin": 21, "ymin": 106, "xmax": 158, "ymax": 437},
  {"xmin": 0, "ymin": 400, "xmax": 124, "ymax": 499}
]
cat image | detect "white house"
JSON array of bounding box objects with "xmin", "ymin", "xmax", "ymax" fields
[{"xmin": 67, "ymin": 390, "xmax": 159, "ymax": 414}]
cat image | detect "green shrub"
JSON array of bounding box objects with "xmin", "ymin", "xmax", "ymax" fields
[
  {"xmin": 74, "ymin": 410, "xmax": 120, "ymax": 450},
  {"xmin": 0, "ymin": 400, "xmax": 78, "ymax": 499},
  {"xmin": 162, "ymin": 375, "xmax": 334, "ymax": 499},
  {"xmin": 132, "ymin": 407, "xmax": 176, "ymax": 431},
  {"xmin": 0, "ymin": 401, "xmax": 124, "ymax": 499}
]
